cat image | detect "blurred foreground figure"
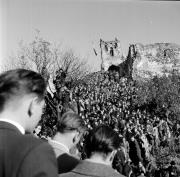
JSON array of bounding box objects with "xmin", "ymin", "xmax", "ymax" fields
[
  {"xmin": 0, "ymin": 69, "xmax": 58, "ymax": 177},
  {"xmin": 49, "ymin": 111, "xmax": 85, "ymax": 174},
  {"xmin": 60, "ymin": 125, "xmax": 125, "ymax": 177}
]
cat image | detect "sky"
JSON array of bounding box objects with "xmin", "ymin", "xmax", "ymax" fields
[{"xmin": 1, "ymin": 0, "xmax": 180, "ymax": 71}]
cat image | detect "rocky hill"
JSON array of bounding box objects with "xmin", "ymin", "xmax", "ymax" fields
[
  {"xmin": 132, "ymin": 43, "xmax": 180, "ymax": 80},
  {"xmin": 82, "ymin": 43, "xmax": 180, "ymax": 83}
]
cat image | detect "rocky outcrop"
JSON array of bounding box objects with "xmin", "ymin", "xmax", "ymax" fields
[
  {"xmin": 85, "ymin": 43, "xmax": 180, "ymax": 83},
  {"xmin": 132, "ymin": 43, "xmax": 180, "ymax": 80}
]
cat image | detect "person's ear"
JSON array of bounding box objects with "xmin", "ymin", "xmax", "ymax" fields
[
  {"xmin": 28, "ymin": 101, "xmax": 33, "ymax": 117},
  {"xmin": 27, "ymin": 97, "xmax": 38, "ymax": 118},
  {"xmin": 109, "ymin": 150, "xmax": 117, "ymax": 162},
  {"xmin": 72, "ymin": 131, "xmax": 80, "ymax": 145},
  {"xmin": 28, "ymin": 102, "xmax": 32, "ymax": 117}
]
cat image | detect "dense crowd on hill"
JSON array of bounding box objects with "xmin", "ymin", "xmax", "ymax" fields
[{"xmin": 37, "ymin": 69, "xmax": 180, "ymax": 177}]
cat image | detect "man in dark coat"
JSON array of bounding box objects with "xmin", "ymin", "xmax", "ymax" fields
[
  {"xmin": 0, "ymin": 69, "xmax": 58, "ymax": 177},
  {"xmin": 129, "ymin": 135, "xmax": 143, "ymax": 166},
  {"xmin": 112, "ymin": 146, "xmax": 126, "ymax": 174}
]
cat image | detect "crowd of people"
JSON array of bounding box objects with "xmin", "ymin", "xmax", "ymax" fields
[
  {"xmin": 70, "ymin": 70, "xmax": 180, "ymax": 177},
  {"xmin": 37, "ymin": 68, "xmax": 180, "ymax": 176},
  {"xmin": 1, "ymin": 68, "xmax": 180, "ymax": 177}
]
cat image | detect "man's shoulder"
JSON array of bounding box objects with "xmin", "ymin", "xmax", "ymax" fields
[
  {"xmin": 8, "ymin": 132, "xmax": 43, "ymax": 146},
  {"xmin": 0, "ymin": 121, "xmax": 46, "ymax": 147},
  {"xmin": 0, "ymin": 131, "xmax": 58, "ymax": 177},
  {"xmin": 71, "ymin": 160, "xmax": 125, "ymax": 177},
  {"xmin": 57, "ymin": 153, "xmax": 79, "ymax": 174},
  {"xmin": 21, "ymin": 134, "xmax": 46, "ymax": 145},
  {"xmin": 18, "ymin": 135, "xmax": 58, "ymax": 177},
  {"xmin": 20, "ymin": 135, "xmax": 55, "ymax": 159},
  {"xmin": 6, "ymin": 133, "xmax": 51, "ymax": 158},
  {"xmin": 0, "ymin": 123, "xmax": 47, "ymax": 152},
  {"xmin": 19, "ymin": 135, "xmax": 52, "ymax": 155},
  {"xmin": 58, "ymin": 153, "xmax": 79, "ymax": 163}
]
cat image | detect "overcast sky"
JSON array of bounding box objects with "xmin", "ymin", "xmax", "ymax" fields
[{"xmin": 1, "ymin": 0, "xmax": 180, "ymax": 71}]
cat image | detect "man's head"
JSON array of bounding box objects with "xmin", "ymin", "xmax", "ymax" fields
[
  {"xmin": 55, "ymin": 111, "xmax": 85, "ymax": 148},
  {"xmin": 0, "ymin": 69, "xmax": 46, "ymax": 132},
  {"xmin": 170, "ymin": 160, "xmax": 176, "ymax": 166}
]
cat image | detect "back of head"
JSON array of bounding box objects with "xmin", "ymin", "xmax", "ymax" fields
[
  {"xmin": 56, "ymin": 111, "xmax": 85, "ymax": 134},
  {"xmin": 170, "ymin": 160, "xmax": 176, "ymax": 166},
  {"xmin": 85, "ymin": 125, "xmax": 120, "ymax": 158},
  {"xmin": 0, "ymin": 69, "xmax": 46, "ymax": 113}
]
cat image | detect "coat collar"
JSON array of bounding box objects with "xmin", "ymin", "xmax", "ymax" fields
[
  {"xmin": 48, "ymin": 139, "xmax": 69, "ymax": 154},
  {"xmin": 0, "ymin": 119, "xmax": 25, "ymax": 134},
  {"xmin": 71, "ymin": 160, "xmax": 123, "ymax": 177},
  {"xmin": 0, "ymin": 120, "xmax": 24, "ymax": 134}
]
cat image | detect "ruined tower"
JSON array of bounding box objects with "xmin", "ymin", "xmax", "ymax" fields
[{"xmin": 100, "ymin": 38, "xmax": 124, "ymax": 71}]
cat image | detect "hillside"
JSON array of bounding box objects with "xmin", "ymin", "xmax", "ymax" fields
[
  {"xmin": 80, "ymin": 43, "xmax": 180, "ymax": 83},
  {"xmin": 133, "ymin": 43, "xmax": 180, "ymax": 80}
]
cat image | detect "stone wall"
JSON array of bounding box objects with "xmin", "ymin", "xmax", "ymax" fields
[
  {"xmin": 132, "ymin": 43, "xmax": 180, "ymax": 80},
  {"xmin": 100, "ymin": 38, "xmax": 124, "ymax": 71}
]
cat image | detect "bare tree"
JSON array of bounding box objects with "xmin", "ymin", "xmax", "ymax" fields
[
  {"xmin": 3, "ymin": 31, "xmax": 90, "ymax": 83},
  {"xmin": 17, "ymin": 34, "xmax": 55, "ymax": 75},
  {"xmin": 58, "ymin": 49, "xmax": 89, "ymax": 81}
]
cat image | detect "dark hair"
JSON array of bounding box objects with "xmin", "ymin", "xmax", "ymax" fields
[
  {"xmin": 85, "ymin": 125, "xmax": 120, "ymax": 158},
  {"xmin": 56, "ymin": 111, "xmax": 85, "ymax": 134},
  {"xmin": 170, "ymin": 161, "xmax": 176, "ymax": 165},
  {"xmin": 0, "ymin": 69, "xmax": 46, "ymax": 112}
]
